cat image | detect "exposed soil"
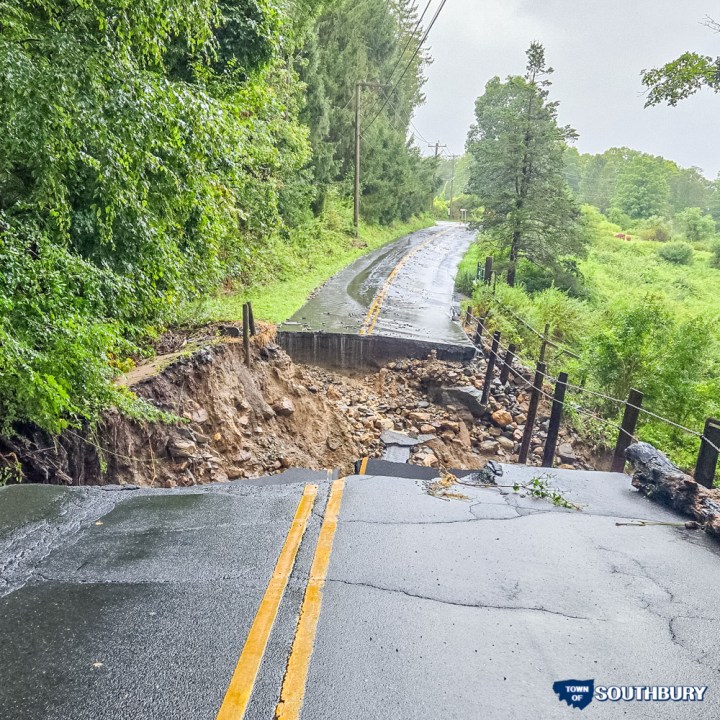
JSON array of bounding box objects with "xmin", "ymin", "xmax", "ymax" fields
[{"xmin": 2, "ymin": 325, "xmax": 596, "ymax": 488}]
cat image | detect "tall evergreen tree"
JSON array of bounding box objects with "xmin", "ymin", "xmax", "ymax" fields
[{"xmin": 466, "ymin": 43, "xmax": 585, "ymax": 286}]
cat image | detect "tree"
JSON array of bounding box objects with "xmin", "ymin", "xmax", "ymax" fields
[
  {"xmin": 610, "ymin": 154, "xmax": 670, "ymax": 219},
  {"xmin": 674, "ymin": 207, "xmax": 717, "ymax": 242},
  {"xmin": 466, "ymin": 43, "xmax": 586, "ymax": 286},
  {"xmin": 642, "ymin": 17, "xmax": 720, "ymax": 106}
]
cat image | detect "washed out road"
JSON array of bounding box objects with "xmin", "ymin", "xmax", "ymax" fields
[
  {"xmin": 2, "ymin": 465, "xmax": 719, "ymax": 719},
  {"xmin": 280, "ymin": 222, "xmax": 475, "ymax": 347}
]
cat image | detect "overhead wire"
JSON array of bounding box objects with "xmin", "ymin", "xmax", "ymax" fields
[{"xmin": 363, "ymin": 0, "xmax": 450, "ymax": 132}]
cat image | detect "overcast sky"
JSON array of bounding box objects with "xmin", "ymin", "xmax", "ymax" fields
[{"xmin": 413, "ymin": 0, "xmax": 720, "ymax": 177}]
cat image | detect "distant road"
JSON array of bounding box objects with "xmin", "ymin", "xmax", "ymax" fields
[{"xmin": 280, "ymin": 222, "xmax": 475, "ymax": 347}]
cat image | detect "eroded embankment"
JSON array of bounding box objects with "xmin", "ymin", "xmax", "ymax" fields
[{"xmin": 1, "ymin": 330, "xmax": 596, "ymax": 488}]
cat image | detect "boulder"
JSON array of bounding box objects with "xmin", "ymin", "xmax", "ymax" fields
[
  {"xmin": 479, "ymin": 440, "xmax": 500, "ymax": 454},
  {"xmin": 272, "ymin": 398, "xmax": 295, "ymax": 417},
  {"xmin": 558, "ymin": 442, "xmax": 577, "ymax": 463},
  {"xmin": 491, "ymin": 409, "xmax": 513, "ymax": 428},
  {"xmin": 429, "ymin": 386, "xmax": 486, "ymax": 418},
  {"xmin": 497, "ymin": 436, "xmax": 515, "ymax": 451}
]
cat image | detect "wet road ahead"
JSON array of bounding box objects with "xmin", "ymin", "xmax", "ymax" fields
[
  {"xmin": 2, "ymin": 466, "xmax": 719, "ymax": 719},
  {"xmin": 280, "ymin": 222, "xmax": 475, "ymax": 347}
]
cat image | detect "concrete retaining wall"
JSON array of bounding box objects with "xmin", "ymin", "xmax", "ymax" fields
[{"xmin": 277, "ymin": 331, "xmax": 476, "ymax": 370}]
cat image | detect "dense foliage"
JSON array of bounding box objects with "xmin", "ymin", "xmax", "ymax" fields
[
  {"xmin": 465, "ymin": 44, "xmax": 586, "ymax": 287},
  {"xmin": 0, "ymin": 0, "xmax": 436, "ymax": 433}
]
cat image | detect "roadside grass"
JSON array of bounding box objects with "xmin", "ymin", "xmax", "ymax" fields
[{"xmin": 178, "ymin": 202, "xmax": 435, "ymax": 326}]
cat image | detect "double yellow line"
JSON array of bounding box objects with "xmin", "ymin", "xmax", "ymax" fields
[
  {"xmin": 359, "ymin": 227, "xmax": 452, "ymax": 337},
  {"xmin": 216, "ymin": 479, "xmax": 346, "ymax": 720}
]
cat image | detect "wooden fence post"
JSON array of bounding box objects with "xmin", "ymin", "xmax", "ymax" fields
[
  {"xmin": 243, "ymin": 303, "xmax": 251, "ymax": 368},
  {"xmin": 542, "ymin": 372, "xmax": 568, "ymax": 468},
  {"xmin": 484, "ymin": 256, "xmax": 493, "ymax": 285},
  {"xmin": 695, "ymin": 418, "xmax": 720, "ymax": 488},
  {"xmin": 612, "ymin": 388, "xmax": 643, "ymax": 473},
  {"xmin": 464, "ymin": 307, "xmax": 472, "ymax": 326},
  {"xmin": 518, "ymin": 363, "xmax": 546, "ymax": 464},
  {"xmin": 480, "ymin": 332, "xmax": 501, "ymax": 406},
  {"xmin": 247, "ymin": 301, "xmax": 256, "ymax": 336},
  {"xmin": 499, "ymin": 343, "xmax": 516, "ymax": 385}
]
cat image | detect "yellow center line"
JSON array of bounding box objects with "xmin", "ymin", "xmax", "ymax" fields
[
  {"xmin": 275, "ymin": 478, "xmax": 346, "ymax": 720},
  {"xmin": 358, "ymin": 457, "xmax": 368, "ymax": 475},
  {"xmin": 216, "ymin": 484, "xmax": 318, "ymax": 720},
  {"xmin": 359, "ymin": 227, "xmax": 453, "ymax": 337}
]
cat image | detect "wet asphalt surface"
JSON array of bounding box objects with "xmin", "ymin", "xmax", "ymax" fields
[
  {"xmin": 280, "ymin": 222, "xmax": 475, "ymax": 347},
  {"xmin": 2, "ymin": 466, "xmax": 720, "ymax": 718}
]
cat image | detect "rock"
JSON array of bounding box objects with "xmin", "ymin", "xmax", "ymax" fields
[
  {"xmin": 497, "ymin": 436, "xmax": 515, "ymax": 451},
  {"xmin": 479, "ymin": 440, "xmax": 500, "ymax": 454},
  {"xmin": 420, "ymin": 452, "xmax": 439, "ymax": 468},
  {"xmin": 273, "ymin": 398, "xmax": 295, "ymax": 417},
  {"xmin": 419, "ymin": 424, "xmax": 436, "ymax": 435},
  {"xmin": 440, "ymin": 421, "xmax": 460, "ymax": 434},
  {"xmin": 326, "ymin": 437, "xmax": 341, "ymax": 451},
  {"xmin": 558, "ymin": 442, "xmax": 577, "ymax": 462},
  {"xmin": 408, "ymin": 411, "xmax": 432, "ymax": 423},
  {"xmin": 430, "ymin": 386, "xmax": 486, "ymax": 417},
  {"xmin": 374, "ymin": 418, "xmax": 395, "ymax": 431},
  {"xmin": 226, "ymin": 466, "xmax": 245, "ymax": 479},
  {"xmin": 167, "ymin": 438, "xmax": 197, "ymax": 459},
  {"xmin": 491, "ymin": 409, "xmax": 513, "ymax": 427},
  {"xmin": 558, "ymin": 464, "xmax": 575, "ymax": 470},
  {"xmin": 191, "ymin": 408, "xmax": 209, "ymax": 424},
  {"xmin": 326, "ymin": 385, "xmax": 342, "ymax": 400},
  {"xmin": 513, "ymin": 413, "xmax": 527, "ymax": 425},
  {"xmin": 233, "ymin": 450, "xmax": 252, "ymax": 464}
]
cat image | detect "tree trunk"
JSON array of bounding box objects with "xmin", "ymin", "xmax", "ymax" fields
[{"xmin": 507, "ymin": 230, "xmax": 520, "ymax": 287}]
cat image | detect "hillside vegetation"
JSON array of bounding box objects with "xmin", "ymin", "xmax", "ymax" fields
[{"xmin": 0, "ymin": 0, "xmax": 438, "ymax": 435}]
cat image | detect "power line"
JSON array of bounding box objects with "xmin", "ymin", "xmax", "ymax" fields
[
  {"xmin": 363, "ymin": 0, "xmax": 450, "ymax": 132},
  {"xmin": 363, "ymin": 0, "xmax": 436, "ymax": 123}
]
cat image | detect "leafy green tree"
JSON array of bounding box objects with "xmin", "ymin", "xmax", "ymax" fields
[
  {"xmin": 642, "ymin": 17, "xmax": 720, "ymax": 107},
  {"xmin": 610, "ymin": 154, "xmax": 670, "ymax": 219},
  {"xmin": 466, "ymin": 43, "xmax": 586, "ymax": 286},
  {"xmin": 674, "ymin": 207, "xmax": 717, "ymax": 242}
]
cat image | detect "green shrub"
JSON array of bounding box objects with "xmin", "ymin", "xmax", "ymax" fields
[
  {"xmin": 710, "ymin": 240, "xmax": 720, "ymax": 269},
  {"xmin": 657, "ymin": 241, "xmax": 694, "ymax": 265}
]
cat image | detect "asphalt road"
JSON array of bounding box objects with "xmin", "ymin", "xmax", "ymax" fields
[
  {"xmin": 2, "ymin": 465, "xmax": 719, "ymax": 718},
  {"xmin": 280, "ymin": 222, "xmax": 475, "ymax": 346}
]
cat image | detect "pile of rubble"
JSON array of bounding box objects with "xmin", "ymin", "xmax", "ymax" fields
[{"xmin": 7, "ymin": 336, "xmax": 595, "ymax": 488}]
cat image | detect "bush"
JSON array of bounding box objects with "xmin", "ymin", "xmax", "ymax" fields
[
  {"xmin": 710, "ymin": 241, "xmax": 720, "ymax": 269},
  {"xmin": 637, "ymin": 216, "xmax": 672, "ymax": 242},
  {"xmin": 657, "ymin": 241, "xmax": 694, "ymax": 265}
]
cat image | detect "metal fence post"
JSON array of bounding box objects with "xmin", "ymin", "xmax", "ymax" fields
[
  {"xmin": 695, "ymin": 418, "xmax": 720, "ymax": 488},
  {"xmin": 542, "ymin": 372, "xmax": 568, "ymax": 468},
  {"xmin": 480, "ymin": 332, "xmax": 501, "ymax": 406},
  {"xmin": 518, "ymin": 363, "xmax": 546, "ymax": 464},
  {"xmin": 499, "ymin": 343, "xmax": 516, "ymax": 385},
  {"xmin": 612, "ymin": 388, "xmax": 643, "ymax": 473}
]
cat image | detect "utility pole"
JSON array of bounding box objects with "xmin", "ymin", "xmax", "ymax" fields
[
  {"xmin": 448, "ymin": 153, "xmax": 459, "ymax": 221},
  {"xmin": 354, "ymin": 81, "xmax": 388, "ymax": 237},
  {"xmin": 428, "ymin": 142, "xmax": 447, "ymax": 158}
]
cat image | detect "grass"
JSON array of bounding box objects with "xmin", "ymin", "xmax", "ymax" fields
[
  {"xmin": 178, "ymin": 199, "xmax": 434, "ymax": 325},
  {"xmin": 458, "ymin": 209, "xmax": 720, "ymax": 476}
]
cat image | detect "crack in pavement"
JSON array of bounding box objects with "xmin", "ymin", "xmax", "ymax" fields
[{"xmin": 326, "ymin": 577, "xmax": 604, "ymax": 621}]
